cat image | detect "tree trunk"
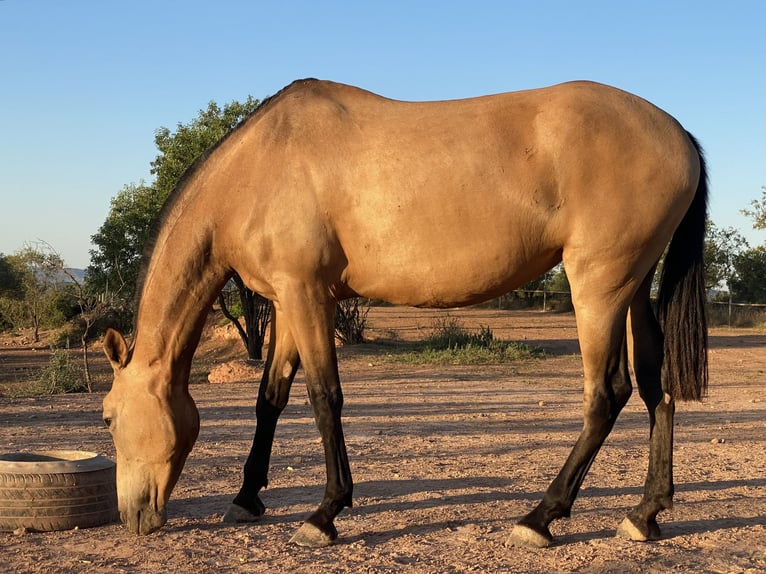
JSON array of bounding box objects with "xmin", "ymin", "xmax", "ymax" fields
[
  {"xmin": 219, "ymin": 274, "xmax": 272, "ymax": 361},
  {"xmin": 81, "ymin": 327, "xmax": 93, "ymax": 393}
]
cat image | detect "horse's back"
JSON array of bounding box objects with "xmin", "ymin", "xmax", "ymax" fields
[{"xmin": 217, "ymin": 80, "xmax": 700, "ymax": 307}]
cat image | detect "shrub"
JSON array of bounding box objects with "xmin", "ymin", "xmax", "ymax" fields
[
  {"xmin": 34, "ymin": 347, "xmax": 88, "ymax": 394},
  {"xmin": 390, "ymin": 316, "xmax": 540, "ymax": 364},
  {"xmin": 335, "ymin": 298, "xmax": 370, "ymax": 345},
  {"xmin": 426, "ymin": 317, "xmax": 494, "ymax": 349}
]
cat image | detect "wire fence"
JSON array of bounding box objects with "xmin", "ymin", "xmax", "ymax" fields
[
  {"xmin": 360, "ymin": 291, "xmax": 766, "ymax": 336},
  {"xmin": 707, "ymin": 300, "xmax": 766, "ymax": 328},
  {"xmin": 495, "ymin": 291, "xmax": 765, "ymax": 327}
]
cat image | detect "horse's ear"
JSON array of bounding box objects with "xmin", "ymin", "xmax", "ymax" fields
[{"xmin": 103, "ymin": 328, "xmax": 130, "ymax": 371}]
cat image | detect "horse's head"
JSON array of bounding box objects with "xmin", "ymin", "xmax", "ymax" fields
[{"xmin": 101, "ymin": 328, "xmax": 200, "ymax": 535}]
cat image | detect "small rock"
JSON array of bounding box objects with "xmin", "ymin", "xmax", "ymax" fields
[
  {"xmin": 710, "ymin": 438, "xmax": 725, "ymax": 444},
  {"xmin": 538, "ymin": 400, "xmax": 546, "ymax": 407},
  {"xmin": 13, "ymin": 527, "xmax": 27, "ymax": 536}
]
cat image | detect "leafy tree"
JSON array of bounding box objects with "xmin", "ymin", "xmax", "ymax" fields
[
  {"xmin": 547, "ymin": 264, "xmax": 570, "ymax": 293},
  {"xmin": 704, "ymin": 222, "xmax": 748, "ymax": 293},
  {"xmin": 151, "ymin": 97, "xmax": 260, "ymax": 198},
  {"xmin": 152, "ymin": 97, "xmax": 270, "ymax": 359},
  {"xmin": 89, "ymin": 96, "xmax": 272, "ymax": 360},
  {"xmin": 88, "ymin": 181, "xmax": 163, "ymax": 309},
  {"xmin": 0, "ymin": 253, "xmax": 23, "ymax": 330},
  {"xmin": 730, "ymin": 246, "xmax": 766, "ymax": 303},
  {"xmin": 0, "ymin": 254, "xmax": 22, "ymax": 297},
  {"xmin": 704, "ymin": 223, "xmax": 751, "ymax": 325},
  {"xmin": 4, "ymin": 245, "xmax": 67, "ymax": 342},
  {"xmin": 517, "ymin": 264, "xmax": 570, "ymax": 311},
  {"xmin": 741, "ymin": 186, "xmax": 766, "ymax": 231}
]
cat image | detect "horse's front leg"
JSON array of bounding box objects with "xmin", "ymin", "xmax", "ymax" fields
[
  {"xmin": 289, "ymin": 363, "xmax": 352, "ymax": 547},
  {"xmin": 224, "ymin": 308, "xmax": 300, "ymax": 522},
  {"xmin": 278, "ymin": 290, "xmax": 353, "ymax": 548}
]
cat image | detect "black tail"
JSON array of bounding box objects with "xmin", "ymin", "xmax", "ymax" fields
[{"xmin": 657, "ymin": 132, "xmax": 709, "ymax": 401}]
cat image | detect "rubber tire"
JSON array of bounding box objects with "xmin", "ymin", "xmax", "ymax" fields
[{"xmin": 0, "ymin": 450, "xmax": 119, "ymax": 532}]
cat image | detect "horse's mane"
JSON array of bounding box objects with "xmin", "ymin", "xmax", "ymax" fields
[{"xmin": 132, "ymin": 78, "xmax": 320, "ymax": 322}]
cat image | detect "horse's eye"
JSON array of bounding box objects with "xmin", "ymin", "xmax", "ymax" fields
[{"xmin": 103, "ymin": 417, "xmax": 113, "ymax": 429}]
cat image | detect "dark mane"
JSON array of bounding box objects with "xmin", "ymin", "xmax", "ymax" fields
[{"xmin": 132, "ymin": 78, "xmax": 320, "ymax": 321}]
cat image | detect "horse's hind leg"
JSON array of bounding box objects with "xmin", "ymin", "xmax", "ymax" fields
[
  {"xmin": 224, "ymin": 307, "xmax": 300, "ymax": 522},
  {"xmin": 617, "ymin": 273, "xmax": 673, "ymax": 541},
  {"xmin": 509, "ymin": 288, "xmax": 634, "ymax": 548}
]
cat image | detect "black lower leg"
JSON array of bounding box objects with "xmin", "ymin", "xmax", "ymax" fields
[
  {"xmin": 624, "ymin": 396, "xmax": 674, "ymax": 539},
  {"xmin": 232, "ymin": 398, "xmax": 282, "ymax": 516},
  {"xmin": 624, "ymin": 297, "xmax": 674, "ymax": 541},
  {"xmin": 518, "ymin": 342, "xmax": 632, "ymax": 542},
  {"xmin": 232, "ymin": 341, "xmax": 298, "ymax": 517},
  {"xmin": 303, "ymin": 385, "xmax": 353, "ymax": 540},
  {"xmin": 518, "ymin": 422, "xmax": 613, "ymax": 541}
]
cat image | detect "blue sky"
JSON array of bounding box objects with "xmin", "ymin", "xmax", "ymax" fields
[{"xmin": 1, "ymin": 1, "xmax": 764, "ymax": 268}]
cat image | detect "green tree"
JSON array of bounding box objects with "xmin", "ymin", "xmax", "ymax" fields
[
  {"xmin": 741, "ymin": 186, "xmax": 766, "ymax": 231},
  {"xmin": 151, "ymin": 97, "xmax": 260, "ymax": 198},
  {"xmin": 730, "ymin": 246, "xmax": 766, "ymax": 303},
  {"xmin": 704, "ymin": 223, "xmax": 750, "ymax": 325},
  {"xmin": 0, "ymin": 254, "xmax": 22, "ymax": 297},
  {"xmin": 89, "ymin": 96, "xmax": 272, "ymax": 359},
  {"xmin": 547, "ymin": 264, "xmax": 570, "ymax": 293},
  {"xmin": 0, "ymin": 253, "xmax": 23, "ymax": 330},
  {"xmin": 5, "ymin": 245, "xmax": 67, "ymax": 342},
  {"xmin": 704, "ymin": 222, "xmax": 748, "ymax": 293},
  {"xmin": 88, "ymin": 181, "xmax": 164, "ymax": 309}
]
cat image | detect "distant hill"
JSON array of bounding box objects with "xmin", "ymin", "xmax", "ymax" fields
[{"xmin": 62, "ymin": 268, "xmax": 86, "ymax": 283}]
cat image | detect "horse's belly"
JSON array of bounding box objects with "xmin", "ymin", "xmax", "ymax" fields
[{"xmin": 343, "ymin": 244, "xmax": 561, "ymax": 308}]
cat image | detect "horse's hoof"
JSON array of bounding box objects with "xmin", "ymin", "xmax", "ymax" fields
[
  {"xmin": 222, "ymin": 504, "xmax": 262, "ymax": 523},
  {"xmin": 507, "ymin": 524, "xmax": 552, "ymax": 548},
  {"xmin": 289, "ymin": 521, "xmax": 336, "ymax": 548},
  {"xmin": 616, "ymin": 516, "xmax": 661, "ymax": 541}
]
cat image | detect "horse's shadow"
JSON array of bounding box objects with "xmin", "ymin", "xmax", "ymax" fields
[{"xmin": 167, "ymin": 477, "xmax": 766, "ymax": 545}]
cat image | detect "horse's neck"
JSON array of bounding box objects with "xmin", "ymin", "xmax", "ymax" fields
[{"xmin": 132, "ymin": 205, "xmax": 231, "ymax": 373}]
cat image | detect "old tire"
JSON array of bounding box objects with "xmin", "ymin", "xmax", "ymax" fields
[{"xmin": 0, "ymin": 450, "xmax": 118, "ymax": 532}]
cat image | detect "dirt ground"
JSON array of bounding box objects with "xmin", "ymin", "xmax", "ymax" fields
[{"xmin": 0, "ymin": 308, "xmax": 764, "ymax": 573}]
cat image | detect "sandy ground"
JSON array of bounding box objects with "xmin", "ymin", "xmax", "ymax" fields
[{"xmin": 0, "ymin": 308, "xmax": 764, "ymax": 573}]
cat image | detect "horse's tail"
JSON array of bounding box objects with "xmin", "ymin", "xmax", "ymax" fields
[{"xmin": 657, "ymin": 132, "xmax": 709, "ymax": 401}]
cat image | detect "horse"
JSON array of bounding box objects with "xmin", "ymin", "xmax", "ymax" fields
[{"xmin": 102, "ymin": 79, "xmax": 708, "ymax": 548}]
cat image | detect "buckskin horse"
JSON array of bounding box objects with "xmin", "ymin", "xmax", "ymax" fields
[{"xmin": 102, "ymin": 79, "xmax": 708, "ymax": 548}]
